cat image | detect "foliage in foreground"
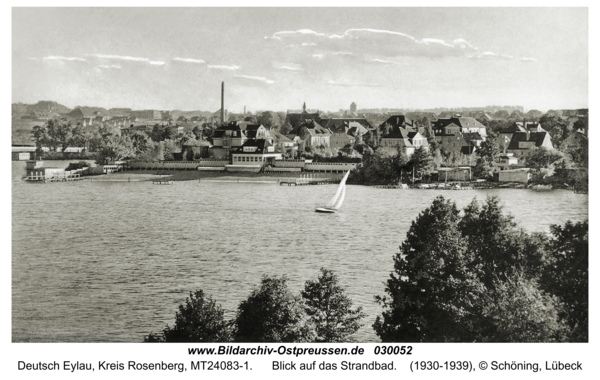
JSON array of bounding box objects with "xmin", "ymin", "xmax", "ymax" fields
[
  {"xmin": 374, "ymin": 196, "xmax": 587, "ymax": 342},
  {"xmin": 146, "ymin": 270, "xmax": 365, "ymax": 343}
]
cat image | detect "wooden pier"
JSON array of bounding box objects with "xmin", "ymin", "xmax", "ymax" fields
[
  {"xmin": 23, "ymin": 174, "xmax": 85, "ymax": 183},
  {"xmin": 279, "ymin": 177, "xmax": 337, "ymax": 186}
]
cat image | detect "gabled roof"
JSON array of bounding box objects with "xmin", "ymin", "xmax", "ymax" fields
[
  {"xmin": 269, "ymin": 129, "xmax": 293, "ymax": 143},
  {"xmin": 285, "ymin": 111, "xmax": 321, "ymax": 129},
  {"xmin": 433, "ymin": 116, "xmax": 486, "ymax": 130},
  {"xmin": 379, "ymin": 115, "xmax": 413, "ymax": 129},
  {"xmin": 382, "ymin": 126, "xmax": 410, "ymax": 139},
  {"xmin": 515, "ymin": 121, "xmax": 546, "ymax": 132},
  {"xmin": 507, "ymin": 132, "xmax": 549, "ymax": 150},
  {"xmin": 435, "ymin": 122, "xmax": 462, "ymax": 135},
  {"xmin": 325, "ymin": 118, "xmax": 374, "ymax": 132},
  {"xmin": 347, "ymin": 121, "xmax": 369, "ymax": 136}
]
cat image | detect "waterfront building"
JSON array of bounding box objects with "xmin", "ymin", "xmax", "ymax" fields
[{"xmin": 228, "ymin": 139, "xmax": 282, "ymax": 172}]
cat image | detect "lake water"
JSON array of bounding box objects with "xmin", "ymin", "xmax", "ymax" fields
[{"xmin": 11, "ymin": 161, "xmax": 589, "ymax": 342}]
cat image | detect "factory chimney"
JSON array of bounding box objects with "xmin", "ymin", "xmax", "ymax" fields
[{"xmin": 221, "ymin": 81, "xmax": 225, "ymax": 125}]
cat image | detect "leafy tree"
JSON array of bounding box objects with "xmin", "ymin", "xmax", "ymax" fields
[
  {"xmin": 524, "ymin": 147, "xmax": 563, "ymax": 182},
  {"xmin": 96, "ymin": 135, "xmax": 136, "ymax": 164},
  {"xmin": 192, "ymin": 126, "xmax": 203, "ymax": 140},
  {"xmin": 44, "ymin": 117, "xmax": 84, "ymax": 155},
  {"xmin": 257, "ymin": 111, "xmax": 283, "ymax": 129},
  {"xmin": 408, "ymin": 146, "xmax": 435, "ymax": 180},
  {"xmin": 539, "ymin": 115, "xmax": 569, "ymax": 146},
  {"xmin": 31, "ymin": 125, "xmax": 49, "ymax": 153},
  {"xmin": 235, "ymin": 275, "xmax": 315, "ymax": 342},
  {"xmin": 477, "ymin": 138, "xmax": 500, "ymax": 165},
  {"xmin": 481, "ymin": 272, "xmax": 567, "ymax": 342},
  {"xmin": 374, "ymin": 196, "xmax": 483, "ymax": 342},
  {"xmin": 159, "ymin": 290, "xmax": 232, "ymax": 342},
  {"xmin": 374, "ymin": 196, "xmax": 578, "ymax": 342},
  {"xmin": 541, "ymin": 220, "xmax": 588, "ymax": 341},
  {"xmin": 458, "ymin": 196, "xmax": 548, "ymax": 286},
  {"xmin": 301, "ymin": 269, "xmax": 367, "ymax": 342}
]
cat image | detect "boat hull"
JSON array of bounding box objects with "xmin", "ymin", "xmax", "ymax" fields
[{"xmin": 315, "ymin": 208, "xmax": 336, "ymax": 213}]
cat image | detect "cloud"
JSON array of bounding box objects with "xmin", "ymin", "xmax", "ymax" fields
[
  {"xmin": 267, "ymin": 28, "xmax": 479, "ymax": 58},
  {"xmin": 97, "ymin": 64, "xmax": 121, "ymax": 69},
  {"xmin": 173, "ymin": 57, "xmax": 206, "ymax": 64},
  {"xmin": 326, "ymin": 80, "xmax": 381, "ymax": 87},
  {"xmin": 87, "ymin": 54, "xmax": 165, "ymax": 66},
  {"xmin": 234, "ymin": 75, "xmax": 274, "ymax": 84},
  {"xmin": 267, "ymin": 29, "xmax": 327, "ymax": 40},
  {"xmin": 43, "ymin": 56, "xmax": 86, "ymax": 62},
  {"xmin": 453, "ymin": 38, "xmax": 477, "ymax": 50},
  {"xmin": 368, "ymin": 58, "xmax": 406, "ymax": 65},
  {"xmin": 468, "ymin": 51, "xmax": 513, "ymax": 60},
  {"xmin": 521, "ymin": 57, "xmax": 538, "ymax": 62},
  {"xmin": 273, "ymin": 63, "xmax": 304, "ymax": 71},
  {"xmin": 208, "ymin": 64, "xmax": 240, "ymax": 70},
  {"xmin": 312, "ymin": 54, "xmax": 324, "ymax": 60},
  {"xmin": 418, "ymin": 38, "xmax": 455, "ymax": 48}
]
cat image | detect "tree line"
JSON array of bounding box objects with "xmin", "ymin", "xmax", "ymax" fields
[
  {"xmin": 30, "ymin": 117, "xmax": 212, "ymax": 164},
  {"xmin": 146, "ymin": 196, "xmax": 587, "ymax": 343},
  {"xmin": 145, "ymin": 269, "xmax": 366, "ymax": 343}
]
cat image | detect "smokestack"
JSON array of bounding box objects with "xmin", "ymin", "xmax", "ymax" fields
[
  {"xmin": 244, "ymin": 106, "xmax": 246, "ymax": 115},
  {"xmin": 221, "ymin": 82, "xmax": 224, "ymax": 125}
]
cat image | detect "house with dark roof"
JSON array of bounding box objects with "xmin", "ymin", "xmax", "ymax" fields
[
  {"xmin": 300, "ymin": 120, "xmax": 331, "ymax": 148},
  {"xmin": 323, "ymin": 118, "xmax": 374, "ymax": 133},
  {"xmin": 211, "ymin": 121, "xmax": 275, "ymax": 159},
  {"xmin": 505, "ymin": 131, "xmax": 554, "ymax": 158},
  {"xmin": 379, "ymin": 115, "xmax": 415, "ymax": 131},
  {"xmin": 380, "ymin": 126, "xmax": 428, "ymax": 157},
  {"xmin": 284, "ymin": 103, "xmax": 322, "ymax": 131},
  {"xmin": 496, "ymin": 122, "xmax": 548, "ymax": 152},
  {"xmin": 433, "ymin": 123, "xmax": 475, "ymax": 155},
  {"xmin": 432, "ymin": 116, "xmax": 487, "ymax": 138}
]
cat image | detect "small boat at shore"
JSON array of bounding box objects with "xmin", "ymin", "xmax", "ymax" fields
[
  {"xmin": 315, "ymin": 171, "xmax": 350, "ymax": 213},
  {"xmin": 153, "ymin": 180, "xmax": 174, "ymax": 185}
]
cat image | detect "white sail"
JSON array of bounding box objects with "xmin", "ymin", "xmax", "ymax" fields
[
  {"xmin": 325, "ymin": 171, "xmax": 350, "ymax": 209},
  {"xmin": 331, "ymin": 184, "xmax": 346, "ymax": 210}
]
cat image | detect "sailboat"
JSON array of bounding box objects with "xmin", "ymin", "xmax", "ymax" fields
[{"xmin": 315, "ymin": 171, "xmax": 350, "ymax": 213}]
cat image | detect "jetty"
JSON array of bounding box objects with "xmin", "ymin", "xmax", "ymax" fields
[
  {"xmin": 278, "ymin": 177, "xmax": 337, "ymax": 186},
  {"xmin": 23, "ymin": 173, "xmax": 85, "ymax": 183}
]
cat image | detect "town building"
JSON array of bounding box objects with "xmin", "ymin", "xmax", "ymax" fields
[
  {"xmin": 432, "ymin": 115, "xmax": 487, "ymax": 138},
  {"xmin": 380, "ymin": 126, "xmax": 429, "ymax": 157},
  {"xmin": 505, "ymin": 130, "xmax": 554, "ymax": 158},
  {"xmin": 228, "ymin": 139, "xmax": 282, "ymax": 172},
  {"xmin": 496, "ymin": 122, "xmax": 547, "ymax": 151},
  {"xmin": 284, "ymin": 103, "xmax": 322, "ymax": 131}
]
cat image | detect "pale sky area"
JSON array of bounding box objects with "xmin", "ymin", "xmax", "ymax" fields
[{"xmin": 12, "ymin": 7, "xmax": 588, "ymax": 113}]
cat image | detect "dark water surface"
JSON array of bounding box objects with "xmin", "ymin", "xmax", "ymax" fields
[{"xmin": 12, "ymin": 161, "xmax": 588, "ymax": 342}]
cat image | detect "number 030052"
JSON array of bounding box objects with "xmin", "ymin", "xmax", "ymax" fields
[{"xmin": 374, "ymin": 346, "xmax": 412, "ymax": 355}]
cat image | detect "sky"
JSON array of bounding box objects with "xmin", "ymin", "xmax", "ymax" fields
[{"xmin": 12, "ymin": 7, "xmax": 589, "ymax": 113}]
